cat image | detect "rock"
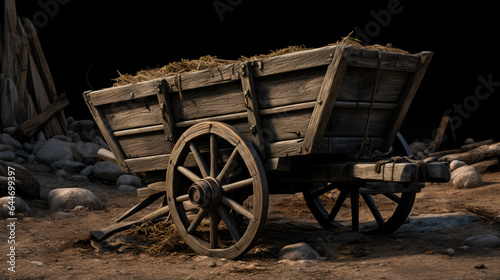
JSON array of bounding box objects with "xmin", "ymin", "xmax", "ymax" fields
[
  {"xmin": 279, "ymin": 242, "xmax": 320, "ymax": 261},
  {"xmin": 51, "ymin": 160, "xmax": 88, "ymax": 173},
  {"xmin": 475, "ymin": 264, "xmax": 486, "ymax": 269},
  {"xmin": 117, "ymin": 185, "xmax": 137, "ymax": 194},
  {"xmin": 69, "ymin": 120, "xmax": 96, "ymax": 142},
  {"xmin": 449, "ymin": 160, "xmax": 466, "ymax": 171},
  {"xmin": 0, "ymin": 160, "xmax": 41, "ymax": 199},
  {"xmin": 464, "ymin": 138, "xmax": 475, "ymax": 145},
  {"xmin": 93, "ymin": 161, "xmax": 123, "ymax": 182},
  {"xmin": 397, "ymin": 212, "xmax": 480, "ymax": 233},
  {"xmin": 55, "ymin": 169, "xmax": 69, "ymax": 179},
  {"xmin": 450, "ymin": 166, "xmax": 483, "ymax": 189},
  {"xmin": 0, "ymin": 144, "xmax": 13, "ymax": 152},
  {"xmin": 462, "ymin": 234, "xmax": 500, "ymax": 249},
  {"xmin": 48, "ymin": 188, "xmax": 103, "ymax": 211},
  {"xmin": 409, "ymin": 141, "xmax": 427, "ymax": 156},
  {"xmin": 2, "ymin": 127, "xmax": 17, "ymax": 136},
  {"xmin": 0, "ymin": 133, "xmax": 23, "ymax": 150},
  {"xmin": 116, "ymin": 174, "xmax": 142, "ymax": 188},
  {"xmin": 70, "ymin": 175, "xmax": 90, "ymax": 182},
  {"xmin": 0, "ymin": 151, "xmax": 16, "ymax": 162},
  {"xmin": 80, "ymin": 165, "xmax": 94, "ymax": 177},
  {"xmin": 36, "ymin": 131, "xmax": 46, "ymax": 142},
  {"xmin": 0, "ymin": 196, "xmax": 31, "ymax": 218},
  {"xmin": 35, "ymin": 139, "xmax": 80, "ymax": 166},
  {"xmin": 75, "ymin": 141, "xmax": 101, "ymax": 164},
  {"xmin": 23, "ymin": 142, "xmax": 33, "ymax": 153}
]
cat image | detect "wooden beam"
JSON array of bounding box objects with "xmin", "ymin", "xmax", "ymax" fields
[
  {"xmin": 156, "ymin": 79, "xmax": 178, "ymax": 151},
  {"xmin": 382, "ymin": 51, "xmax": 433, "ymax": 151},
  {"xmin": 301, "ymin": 45, "xmax": 351, "ymax": 155},
  {"xmin": 15, "ymin": 93, "xmax": 69, "ymax": 140},
  {"xmin": 240, "ymin": 62, "xmax": 265, "ymax": 157}
]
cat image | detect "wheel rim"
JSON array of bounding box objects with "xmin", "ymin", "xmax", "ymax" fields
[
  {"xmin": 303, "ymin": 132, "xmax": 418, "ymax": 234},
  {"xmin": 166, "ymin": 122, "xmax": 268, "ymax": 259},
  {"xmin": 303, "ymin": 182, "xmax": 418, "ymax": 234}
]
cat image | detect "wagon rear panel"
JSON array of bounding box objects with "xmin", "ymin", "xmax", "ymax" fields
[{"xmin": 84, "ymin": 45, "xmax": 432, "ymax": 173}]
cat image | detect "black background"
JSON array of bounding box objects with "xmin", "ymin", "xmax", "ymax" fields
[{"xmin": 16, "ymin": 0, "xmax": 500, "ymax": 143}]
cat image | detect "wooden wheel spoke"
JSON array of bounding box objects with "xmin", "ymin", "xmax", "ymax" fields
[
  {"xmin": 222, "ymin": 196, "xmax": 254, "ymax": 220},
  {"xmin": 177, "ymin": 166, "xmax": 201, "ymax": 183},
  {"xmin": 216, "ymin": 147, "xmax": 240, "ymax": 182},
  {"xmin": 209, "ymin": 210, "xmax": 219, "ymax": 249},
  {"xmin": 189, "ymin": 142, "xmax": 209, "ymax": 178},
  {"xmin": 361, "ymin": 193, "xmax": 385, "ymax": 226},
  {"xmin": 222, "ymin": 178, "xmax": 254, "ymax": 193},
  {"xmin": 327, "ymin": 190, "xmax": 349, "ymax": 222},
  {"xmin": 350, "ymin": 190, "xmax": 359, "ymax": 231},
  {"xmin": 218, "ymin": 206, "xmax": 241, "ymax": 242},
  {"xmin": 311, "ymin": 184, "xmax": 336, "ymax": 197},
  {"xmin": 383, "ymin": 193, "xmax": 401, "ymax": 204},
  {"xmin": 210, "ymin": 134, "xmax": 218, "ymax": 177},
  {"xmin": 175, "ymin": 194, "xmax": 189, "ymax": 203},
  {"xmin": 187, "ymin": 208, "xmax": 208, "ymax": 234}
]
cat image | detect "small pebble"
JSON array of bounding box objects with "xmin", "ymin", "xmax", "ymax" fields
[
  {"xmin": 445, "ymin": 248, "xmax": 455, "ymax": 256},
  {"xmin": 209, "ymin": 261, "xmax": 217, "ymax": 268},
  {"xmin": 475, "ymin": 264, "xmax": 486, "ymax": 269}
]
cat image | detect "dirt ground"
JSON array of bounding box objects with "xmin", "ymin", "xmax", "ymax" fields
[{"xmin": 1, "ymin": 165, "xmax": 500, "ymax": 280}]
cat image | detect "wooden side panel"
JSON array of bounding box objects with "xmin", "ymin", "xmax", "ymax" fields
[
  {"xmin": 100, "ymin": 96, "xmax": 163, "ymax": 131},
  {"xmin": 261, "ymin": 109, "xmax": 312, "ymax": 143},
  {"xmin": 118, "ymin": 131, "xmax": 169, "ymax": 158},
  {"xmin": 337, "ymin": 68, "xmax": 410, "ymax": 103},
  {"xmin": 254, "ymin": 66, "xmax": 327, "ymax": 109},
  {"xmin": 170, "ymin": 81, "xmax": 246, "ymax": 122}
]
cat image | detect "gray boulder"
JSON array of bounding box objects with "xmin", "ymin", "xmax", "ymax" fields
[
  {"xmin": 80, "ymin": 165, "xmax": 94, "ymax": 177},
  {"xmin": 75, "ymin": 141, "xmax": 101, "ymax": 165},
  {"xmin": 116, "ymin": 174, "xmax": 142, "ymax": 188},
  {"xmin": 69, "ymin": 175, "xmax": 90, "ymax": 182},
  {"xmin": 69, "ymin": 120, "xmax": 96, "ymax": 142},
  {"xmin": 279, "ymin": 242, "xmax": 321, "ymax": 261},
  {"xmin": 35, "ymin": 138, "xmax": 80, "ymax": 166},
  {"xmin": 52, "ymin": 160, "xmax": 88, "ymax": 173},
  {"xmin": 93, "ymin": 161, "xmax": 123, "ymax": 182},
  {"xmin": 450, "ymin": 166, "xmax": 483, "ymax": 189},
  {"xmin": 462, "ymin": 234, "xmax": 500, "ymax": 249},
  {"xmin": 0, "ymin": 133, "xmax": 23, "ymax": 150},
  {"xmin": 48, "ymin": 188, "xmax": 103, "ymax": 211},
  {"xmin": 450, "ymin": 160, "xmax": 467, "ymax": 171},
  {"xmin": 117, "ymin": 185, "xmax": 137, "ymax": 194},
  {"xmin": 0, "ymin": 151, "xmax": 15, "ymax": 162},
  {"xmin": 0, "ymin": 196, "xmax": 31, "ymax": 218}
]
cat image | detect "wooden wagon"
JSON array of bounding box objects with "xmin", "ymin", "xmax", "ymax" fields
[{"xmin": 85, "ymin": 45, "xmax": 450, "ymax": 259}]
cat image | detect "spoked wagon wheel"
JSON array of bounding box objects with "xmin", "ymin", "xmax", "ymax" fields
[
  {"xmin": 166, "ymin": 121, "xmax": 268, "ymax": 259},
  {"xmin": 303, "ymin": 133, "xmax": 419, "ymax": 234}
]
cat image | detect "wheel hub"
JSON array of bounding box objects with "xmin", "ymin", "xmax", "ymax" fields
[{"xmin": 188, "ymin": 177, "xmax": 222, "ymax": 209}]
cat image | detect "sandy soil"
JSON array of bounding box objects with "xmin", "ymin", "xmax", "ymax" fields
[{"xmin": 1, "ymin": 166, "xmax": 500, "ymax": 280}]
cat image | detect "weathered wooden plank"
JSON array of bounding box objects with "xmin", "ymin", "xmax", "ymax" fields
[
  {"xmin": 382, "ymin": 52, "xmax": 433, "ymax": 151},
  {"xmin": 347, "ymin": 48, "xmax": 420, "ymax": 72},
  {"xmin": 252, "ymin": 46, "xmax": 335, "ymax": 78},
  {"xmin": 261, "ymin": 109, "xmax": 312, "ymax": 143},
  {"xmin": 240, "ymin": 62, "xmax": 265, "ymax": 156},
  {"xmin": 84, "ymin": 92, "xmax": 127, "ymax": 168},
  {"xmin": 170, "ymin": 81, "xmax": 245, "ymax": 121},
  {"xmin": 301, "ymin": 45, "xmax": 352, "ymax": 154},
  {"xmin": 100, "ymin": 96, "xmax": 163, "ymax": 131},
  {"xmin": 118, "ymin": 131, "xmax": 169, "ymax": 158},
  {"xmin": 266, "ymin": 139, "xmax": 303, "ymax": 158},
  {"xmin": 175, "ymin": 112, "xmax": 247, "ymax": 128},
  {"xmin": 157, "ymin": 80, "xmax": 177, "ymax": 150},
  {"xmin": 254, "ymin": 66, "xmax": 326, "ymax": 109},
  {"xmin": 337, "ymin": 67, "xmax": 410, "ymax": 103},
  {"xmin": 164, "ymin": 63, "xmax": 240, "ymax": 92},
  {"xmin": 113, "ymin": 125, "xmax": 164, "ymax": 137},
  {"xmin": 86, "ymin": 79, "xmax": 161, "ymax": 106},
  {"xmin": 324, "ymin": 108, "xmax": 393, "ymax": 137},
  {"xmin": 333, "ymin": 101, "xmax": 397, "ymax": 110},
  {"xmin": 124, "ymin": 154, "xmax": 170, "ymax": 173}
]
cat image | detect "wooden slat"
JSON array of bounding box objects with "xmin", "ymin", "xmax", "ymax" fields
[
  {"xmin": 86, "ymin": 79, "xmax": 161, "ymax": 106},
  {"xmin": 118, "ymin": 132, "xmax": 169, "ymax": 158},
  {"xmin": 382, "ymin": 52, "xmax": 433, "ymax": 151},
  {"xmin": 100, "ymin": 96, "xmax": 163, "ymax": 131},
  {"xmin": 175, "ymin": 112, "xmax": 247, "ymax": 128},
  {"xmin": 347, "ymin": 48, "xmax": 420, "ymax": 72},
  {"xmin": 124, "ymin": 154, "xmax": 170, "ymax": 173},
  {"xmin": 301, "ymin": 45, "xmax": 351, "ymax": 154},
  {"xmin": 240, "ymin": 62, "xmax": 265, "ymax": 156},
  {"xmin": 113, "ymin": 125, "xmax": 164, "ymax": 137},
  {"xmin": 84, "ymin": 92, "xmax": 127, "ymax": 168},
  {"xmin": 157, "ymin": 80, "xmax": 177, "ymax": 149},
  {"xmin": 324, "ymin": 108, "xmax": 393, "ymax": 137}
]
